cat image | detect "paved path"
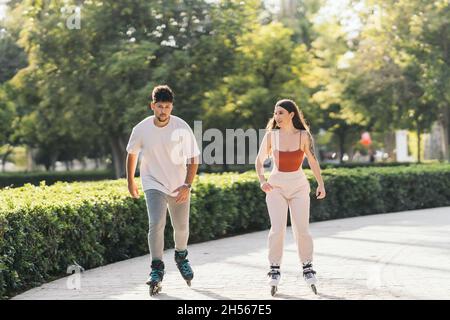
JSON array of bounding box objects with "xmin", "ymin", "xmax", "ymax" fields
[{"xmin": 13, "ymin": 207, "xmax": 450, "ymax": 300}]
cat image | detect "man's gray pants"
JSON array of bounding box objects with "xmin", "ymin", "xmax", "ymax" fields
[{"xmin": 144, "ymin": 189, "xmax": 190, "ymax": 261}]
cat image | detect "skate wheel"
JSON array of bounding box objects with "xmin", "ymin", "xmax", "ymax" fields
[
  {"xmin": 311, "ymin": 284, "xmax": 317, "ymax": 295},
  {"xmin": 149, "ymin": 284, "xmax": 162, "ymax": 296},
  {"xmin": 271, "ymin": 286, "xmax": 277, "ymax": 297}
]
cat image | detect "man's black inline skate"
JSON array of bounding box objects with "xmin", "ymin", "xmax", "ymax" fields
[
  {"xmin": 175, "ymin": 249, "xmax": 194, "ymax": 286},
  {"xmin": 146, "ymin": 259, "xmax": 165, "ymax": 296}
]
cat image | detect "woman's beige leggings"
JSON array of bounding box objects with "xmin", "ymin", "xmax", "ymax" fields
[{"xmin": 265, "ymin": 169, "xmax": 313, "ymax": 266}]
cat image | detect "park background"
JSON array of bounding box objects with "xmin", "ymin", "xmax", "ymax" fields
[{"xmin": 0, "ymin": 0, "xmax": 449, "ymax": 300}]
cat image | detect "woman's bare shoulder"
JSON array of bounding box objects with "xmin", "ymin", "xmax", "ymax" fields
[{"xmin": 300, "ymin": 129, "xmax": 310, "ymax": 140}]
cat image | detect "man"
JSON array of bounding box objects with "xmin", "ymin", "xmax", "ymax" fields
[{"xmin": 126, "ymin": 85, "xmax": 200, "ymax": 296}]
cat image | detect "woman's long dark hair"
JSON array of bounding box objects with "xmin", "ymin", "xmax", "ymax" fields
[{"xmin": 266, "ymin": 99, "xmax": 310, "ymax": 133}]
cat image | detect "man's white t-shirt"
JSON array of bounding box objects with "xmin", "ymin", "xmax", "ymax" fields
[{"xmin": 126, "ymin": 115, "xmax": 200, "ymax": 197}]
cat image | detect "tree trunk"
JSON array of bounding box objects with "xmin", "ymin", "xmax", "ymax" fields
[
  {"xmin": 1, "ymin": 156, "xmax": 6, "ymax": 172},
  {"xmin": 109, "ymin": 136, "xmax": 127, "ymax": 179},
  {"xmin": 27, "ymin": 148, "xmax": 34, "ymax": 171},
  {"xmin": 440, "ymin": 105, "xmax": 450, "ymax": 161},
  {"xmin": 222, "ymin": 132, "xmax": 229, "ymax": 172},
  {"xmin": 417, "ymin": 126, "xmax": 421, "ymax": 163},
  {"xmin": 81, "ymin": 158, "xmax": 87, "ymax": 170},
  {"xmin": 347, "ymin": 145, "xmax": 355, "ymax": 163},
  {"xmin": 1, "ymin": 146, "xmax": 13, "ymax": 172},
  {"xmin": 338, "ymin": 131, "xmax": 346, "ymax": 163},
  {"xmin": 50, "ymin": 152, "xmax": 58, "ymax": 171},
  {"xmin": 383, "ymin": 131, "xmax": 396, "ymax": 162}
]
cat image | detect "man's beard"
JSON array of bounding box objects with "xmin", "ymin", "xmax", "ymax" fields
[{"xmin": 157, "ymin": 114, "xmax": 168, "ymax": 122}]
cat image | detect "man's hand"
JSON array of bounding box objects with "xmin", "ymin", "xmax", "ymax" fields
[
  {"xmin": 128, "ymin": 180, "xmax": 139, "ymax": 198},
  {"xmin": 173, "ymin": 184, "xmax": 190, "ymax": 203}
]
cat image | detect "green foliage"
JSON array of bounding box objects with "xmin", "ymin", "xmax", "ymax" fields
[
  {"xmin": 346, "ymin": 0, "xmax": 450, "ymax": 159},
  {"xmin": 312, "ymin": 164, "xmax": 450, "ymax": 219},
  {"xmin": 316, "ymin": 162, "xmax": 414, "ymax": 169},
  {"xmin": 2, "ymin": 0, "xmax": 448, "ymax": 172},
  {"xmin": 6, "ymin": 0, "xmax": 261, "ymax": 177},
  {"xmin": 203, "ymin": 21, "xmax": 313, "ymax": 132},
  {"xmin": 0, "ymin": 86, "xmax": 16, "ymax": 146},
  {"xmin": 1, "ymin": 164, "xmax": 449, "ymax": 299},
  {"xmin": 0, "ymin": 170, "xmax": 116, "ymax": 188},
  {"xmin": 0, "ymin": 32, "xmax": 27, "ymax": 84}
]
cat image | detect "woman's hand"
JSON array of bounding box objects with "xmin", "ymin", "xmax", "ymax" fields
[
  {"xmin": 316, "ymin": 184, "xmax": 326, "ymax": 199},
  {"xmin": 260, "ymin": 181, "xmax": 274, "ymax": 193}
]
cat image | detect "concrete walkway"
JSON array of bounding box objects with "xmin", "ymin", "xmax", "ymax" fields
[{"xmin": 12, "ymin": 207, "xmax": 450, "ymax": 300}]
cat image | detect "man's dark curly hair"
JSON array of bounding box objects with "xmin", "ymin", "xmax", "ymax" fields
[{"xmin": 151, "ymin": 85, "xmax": 174, "ymax": 103}]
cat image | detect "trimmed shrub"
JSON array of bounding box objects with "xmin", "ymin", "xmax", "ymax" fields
[{"xmin": 0, "ymin": 170, "xmax": 116, "ymax": 188}]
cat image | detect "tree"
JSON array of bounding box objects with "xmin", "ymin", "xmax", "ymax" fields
[
  {"xmin": 201, "ymin": 20, "xmax": 316, "ymax": 168},
  {"xmin": 0, "ymin": 31, "xmax": 27, "ymax": 83},
  {"xmin": 302, "ymin": 12, "xmax": 368, "ymax": 162},
  {"xmin": 0, "ymin": 84, "xmax": 16, "ymax": 171},
  {"xmin": 346, "ymin": 0, "xmax": 447, "ymax": 161},
  {"xmin": 9, "ymin": 0, "xmax": 240, "ymax": 177},
  {"xmin": 278, "ymin": 0, "xmax": 323, "ymax": 48},
  {"xmin": 0, "ymin": 17, "xmax": 26, "ymax": 171}
]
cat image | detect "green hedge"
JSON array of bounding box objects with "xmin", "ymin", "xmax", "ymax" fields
[
  {"xmin": 309, "ymin": 164, "xmax": 450, "ymax": 220},
  {"xmin": 317, "ymin": 161, "xmax": 416, "ymax": 169},
  {"xmin": 197, "ymin": 161, "xmax": 415, "ymax": 173},
  {"xmin": 1, "ymin": 164, "xmax": 449, "ymax": 299},
  {"xmin": 0, "ymin": 170, "xmax": 116, "ymax": 188}
]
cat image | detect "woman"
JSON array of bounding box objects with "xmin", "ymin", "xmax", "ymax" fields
[{"xmin": 255, "ymin": 99, "xmax": 326, "ymax": 296}]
